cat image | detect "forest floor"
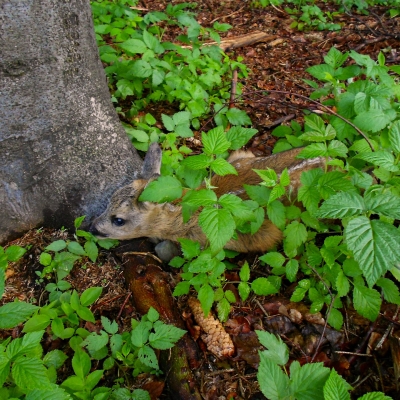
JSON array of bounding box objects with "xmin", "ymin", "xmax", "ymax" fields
[{"xmin": 3, "ymin": 1, "xmax": 400, "ymax": 399}]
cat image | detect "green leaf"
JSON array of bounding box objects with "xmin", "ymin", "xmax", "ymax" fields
[
  {"xmin": 46, "ymin": 240, "xmax": 67, "ymax": 252},
  {"xmin": 239, "ymin": 261, "xmax": 250, "ymax": 282},
  {"xmin": 357, "ymin": 393, "xmax": 393, "ymax": 400},
  {"xmin": 354, "ymin": 109, "xmax": 396, "ymax": 133},
  {"xmin": 198, "ymin": 208, "xmax": 235, "ymax": 253},
  {"xmin": 217, "ymin": 298, "xmax": 231, "ymax": 322},
  {"xmin": 22, "ymin": 314, "xmax": 51, "ymax": 333},
  {"xmin": 76, "ymin": 306, "xmax": 95, "ymax": 323},
  {"xmin": 251, "ymin": 277, "xmax": 279, "ymax": 296},
  {"xmin": 39, "ymin": 252, "xmax": 52, "ymax": 267},
  {"xmin": 139, "ymin": 346, "xmax": 159, "ymax": 370},
  {"xmin": 178, "ymin": 239, "xmax": 201, "ymax": 260},
  {"xmin": 132, "ymin": 321, "xmax": 152, "ymax": 348},
  {"xmin": 259, "ymin": 252, "xmax": 285, "ymax": 268},
  {"xmin": 318, "ymin": 171, "xmax": 355, "ymax": 199},
  {"xmin": 140, "ymin": 176, "xmax": 182, "ymax": 203},
  {"xmin": 389, "ymin": 120, "xmax": 400, "ymax": 153},
  {"xmin": 210, "ymin": 158, "xmax": 238, "ymax": 176},
  {"xmin": 226, "ymin": 127, "xmax": 258, "ymax": 150},
  {"xmin": 353, "ymin": 284, "xmax": 381, "ymax": 321},
  {"xmin": 5, "ymin": 245, "xmax": 26, "ymax": 262},
  {"xmin": 82, "ymin": 331, "xmax": 109, "ymax": 354},
  {"xmin": 61, "ymin": 375, "xmax": 85, "ymax": 392},
  {"xmin": 43, "ymin": 350, "xmax": 68, "ymax": 370},
  {"xmin": 226, "ymin": 108, "xmax": 251, "ymax": 125},
  {"xmin": 119, "ymin": 39, "xmax": 147, "ymax": 54},
  {"xmin": 345, "ymin": 217, "xmax": 400, "ymax": 287},
  {"xmin": 298, "ymin": 168, "xmax": 324, "ymax": 213},
  {"xmin": 376, "ymin": 278, "xmax": 400, "ymax": 305},
  {"xmin": 267, "ymin": 200, "xmax": 286, "ymax": 231},
  {"xmin": 256, "ymin": 331, "xmax": 289, "ymax": 365},
  {"xmin": 357, "ymin": 151, "xmax": 398, "ymax": 172},
  {"xmin": 317, "ymin": 192, "xmax": 365, "ymax": 218},
  {"xmin": 202, "ymin": 126, "xmax": 231, "ymax": 155},
  {"xmin": 336, "ymin": 271, "xmax": 350, "ymax": 297},
  {"xmin": 238, "ymin": 282, "xmax": 251, "ymax": 302},
  {"xmin": 12, "ymin": 357, "xmax": 52, "ymax": 390},
  {"xmin": 244, "ymin": 184, "xmax": 271, "ymax": 207},
  {"xmin": 80, "ymin": 287, "xmax": 102, "ymax": 307},
  {"xmin": 67, "ymin": 242, "xmax": 86, "ymax": 256},
  {"xmin": 198, "ymin": 284, "xmax": 214, "ymax": 316},
  {"xmin": 173, "ymin": 281, "xmax": 191, "ymax": 296},
  {"xmin": 149, "ymin": 323, "xmax": 186, "ymax": 350},
  {"xmin": 74, "ymin": 215, "xmax": 86, "ymax": 229},
  {"xmin": 257, "ymin": 354, "xmax": 291, "ymax": 400},
  {"xmin": 327, "ymin": 308, "xmax": 344, "ymax": 330},
  {"xmin": 365, "ymin": 191, "xmax": 400, "ymax": 219},
  {"xmin": 85, "ymin": 369, "xmax": 104, "ymax": 391},
  {"xmin": 323, "ymin": 368, "xmax": 352, "ymax": 400},
  {"xmin": 85, "ymin": 240, "xmax": 98, "ymax": 262},
  {"xmin": 0, "ymin": 302, "xmax": 38, "ymax": 329},
  {"xmin": 290, "ymin": 361, "xmax": 330, "ymax": 400},
  {"xmin": 181, "ymin": 154, "xmax": 213, "ymax": 170},
  {"xmin": 283, "ymin": 222, "xmax": 307, "ymax": 258},
  {"xmin": 286, "ymin": 259, "xmax": 299, "ymax": 282}
]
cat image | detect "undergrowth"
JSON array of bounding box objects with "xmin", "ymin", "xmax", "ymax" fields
[{"xmin": 1, "ymin": 0, "xmax": 399, "ymax": 399}]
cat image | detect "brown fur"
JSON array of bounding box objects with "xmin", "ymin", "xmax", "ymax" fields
[{"xmin": 90, "ymin": 144, "xmax": 325, "ymax": 252}]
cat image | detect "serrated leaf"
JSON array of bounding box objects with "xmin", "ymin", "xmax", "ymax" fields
[
  {"xmin": 181, "ymin": 154, "xmax": 213, "ymax": 170},
  {"xmin": 82, "ymin": 331, "xmax": 109, "ymax": 353},
  {"xmin": 318, "ymin": 171, "xmax": 355, "ymax": 199},
  {"xmin": 172, "ymin": 281, "xmax": 191, "ymax": 296},
  {"xmin": 210, "ymin": 158, "xmax": 238, "ymax": 176},
  {"xmin": 267, "ymin": 200, "xmax": 286, "ymax": 231},
  {"xmin": 256, "ymin": 331, "xmax": 289, "ymax": 365},
  {"xmin": 336, "ymin": 271, "xmax": 350, "ymax": 297},
  {"xmin": 0, "ymin": 302, "xmax": 38, "ymax": 329},
  {"xmin": 183, "ymin": 189, "xmax": 217, "ymax": 208},
  {"xmin": 317, "ymin": 192, "xmax": 365, "ymax": 218},
  {"xmin": 202, "ymin": 126, "xmax": 231, "ymax": 155},
  {"xmin": 251, "ymin": 277, "xmax": 279, "ymax": 296},
  {"xmin": 198, "ymin": 208, "xmax": 235, "ymax": 253},
  {"xmin": 238, "ymin": 282, "xmax": 251, "ymax": 302},
  {"xmin": 389, "ymin": 120, "xmax": 400, "ymax": 153},
  {"xmin": 12, "ymin": 357, "xmax": 52, "ymax": 390},
  {"xmin": 353, "ymin": 284, "xmax": 381, "ymax": 321},
  {"xmin": 376, "ymin": 277, "xmax": 400, "ymax": 304},
  {"xmin": 345, "ymin": 217, "xmax": 400, "ymax": 287},
  {"xmin": 161, "ymin": 114, "xmax": 175, "ymax": 131},
  {"xmin": 149, "ymin": 323, "xmax": 186, "ymax": 349},
  {"xmin": 354, "ymin": 109, "xmax": 396, "ymax": 133},
  {"xmin": 178, "ymin": 238, "xmax": 201, "ymax": 260},
  {"xmin": 365, "ymin": 191, "xmax": 400, "ymax": 219},
  {"xmin": 226, "ymin": 108, "xmax": 252, "ymax": 125},
  {"xmin": 244, "ymin": 185, "xmax": 271, "ymax": 207},
  {"xmin": 298, "ymin": 143, "xmax": 328, "ymax": 158},
  {"xmin": 239, "ymin": 261, "xmax": 250, "ymax": 282},
  {"xmin": 259, "ymin": 252, "xmax": 285, "ymax": 268},
  {"xmin": 328, "ymin": 140, "xmax": 348, "ymax": 158},
  {"xmin": 139, "ymin": 346, "xmax": 159, "ymax": 370},
  {"xmin": 327, "ymin": 307, "xmax": 344, "ymax": 330},
  {"xmin": 298, "ymin": 168, "xmax": 324, "ymax": 212},
  {"xmin": 139, "ymin": 176, "xmax": 182, "ymax": 202},
  {"xmin": 226, "ymin": 127, "xmax": 258, "ymax": 150},
  {"xmin": 290, "ymin": 361, "xmax": 330, "ymax": 400},
  {"xmin": 131, "ymin": 321, "xmax": 152, "ymax": 348},
  {"xmin": 283, "ymin": 221, "xmax": 307, "ymax": 258},
  {"xmin": 198, "ymin": 284, "xmax": 214, "ymax": 316},
  {"xmin": 217, "ymin": 298, "xmax": 231, "ymax": 322},
  {"xmin": 5, "ymin": 245, "xmax": 26, "ymax": 262},
  {"xmin": 119, "ymin": 39, "xmax": 147, "ymax": 54},
  {"xmin": 323, "ymin": 368, "xmax": 351, "ymax": 400},
  {"xmin": 286, "ymin": 259, "xmax": 299, "ymax": 282},
  {"xmin": 257, "ymin": 354, "xmax": 291, "ymax": 400},
  {"xmin": 357, "ymin": 151, "xmax": 398, "ymax": 172}
]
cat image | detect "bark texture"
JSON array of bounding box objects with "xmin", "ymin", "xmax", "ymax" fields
[{"xmin": 0, "ymin": 0, "xmax": 142, "ymax": 243}]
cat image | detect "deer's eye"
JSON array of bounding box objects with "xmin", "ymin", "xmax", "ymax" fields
[{"xmin": 112, "ymin": 217, "xmax": 126, "ymax": 227}]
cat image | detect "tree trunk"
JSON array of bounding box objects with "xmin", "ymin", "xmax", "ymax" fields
[{"xmin": 0, "ymin": 0, "xmax": 142, "ymax": 243}]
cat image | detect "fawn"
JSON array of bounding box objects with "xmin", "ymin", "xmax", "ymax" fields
[{"xmin": 90, "ymin": 143, "xmax": 325, "ymax": 252}]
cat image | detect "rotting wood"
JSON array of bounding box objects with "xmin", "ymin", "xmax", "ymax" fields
[{"xmin": 123, "ymin": 256, "xmax": 202, "ymax": 400}]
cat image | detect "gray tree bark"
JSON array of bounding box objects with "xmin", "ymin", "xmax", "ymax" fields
[{"xmin": 0, "ymin": 0, "xmax": 143, "ymax": 244}]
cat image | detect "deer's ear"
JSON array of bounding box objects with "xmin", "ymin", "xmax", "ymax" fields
[{"xmin": 137, "ymin": 142, "xmax": 162, "ymax": 180}]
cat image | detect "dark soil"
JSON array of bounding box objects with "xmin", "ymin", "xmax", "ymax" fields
[{"xmin": 2, "ymin": 1, "xmax": 400, "ymax": 399}]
